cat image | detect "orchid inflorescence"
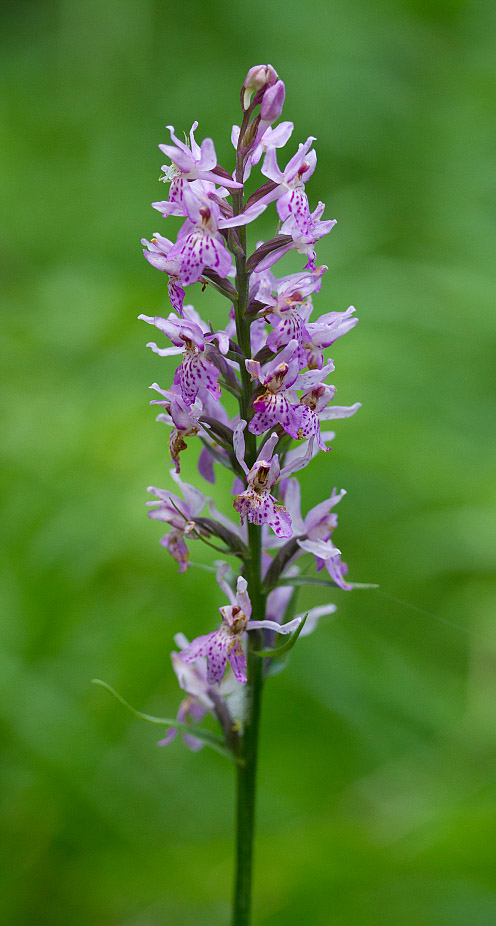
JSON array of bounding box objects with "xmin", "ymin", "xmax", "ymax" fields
[{"xmin": 141, "ymin": 64, "xmax": 361, "ymax": 757}]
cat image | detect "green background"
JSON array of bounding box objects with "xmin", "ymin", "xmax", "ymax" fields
[{"xmin": 2, "ymin": 0, "xmax": 496, "ymax": 923}]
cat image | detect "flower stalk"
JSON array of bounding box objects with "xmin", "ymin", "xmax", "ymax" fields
[{"xmin": 135, "ymin": 64, "xmax": 363, "ymax": 925}]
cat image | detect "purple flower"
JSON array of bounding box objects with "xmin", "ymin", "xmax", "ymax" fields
[
  {"xmin": 180, "ymin": 572, "xmax": 301, "ymax": 684},
  {"xmin": 162, "ymin": 192, "xmax": 266, "ymax": 287},
  {"xmin": 279, "ymin": 202, "xmax": 337, "ymax": 267},
  {"xmin": 165, "ymin": 197, "xmax": 234, "ymax": 286},
  {"xmin": 281, "ymin": 479, "xmax": 352, "ymax": 590},
  {"xmin": 258, "ymin": 135, "xmax": 317, "ymax": 233},
  {"xmin": 246, "ymin": 341, "xmax": 303, "ymax": 438},
  {"xmin": 256, "ymin": 79, "xmax": 286, "ymax": 141},
  {"xmin": 294, "ymin": 384, "xmax": 337, "ymax": 451},
  {"xmin": 259, "ymin": 265, "xmax": 327, "ymax": 354},
  {"xmin": 141, "ymin": 233, "xmax": 187, "ymax": 315},
  {"xmin": 233, "ymin": 426, "xmax": 292, "ymax": 538},
  {"xmin": 303, "ymin": 305, "xmax": 359, "ymax": 369},
  {"xmin": 139, "ymin": 310, "xmax": 222, "ymax": 405},
  {"xmin": 159, "ymin": 632, "xmax": 237, "ymax": 751},
  {"xmin": 241, "ymin": 64, "xmax": 278, "ymax": 109},
  {"xmin": 231, "ymin": 122, "xmax": 294, "ymax": 180},
  {"xmin": 146, "ymin": 472, "xmax": 206, "ymax": 572},
  {"xmin": 159, "ymin": 122, "xmax": 242, "ymax": 204},
  {"xmin": 149, "ymin": 382, "xmax": 205, "ymax": 472}
]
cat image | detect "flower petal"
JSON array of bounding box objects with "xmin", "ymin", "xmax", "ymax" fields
[{"xmin": 228, "ymin": 640, "xmax": 247, "ymax": 683}]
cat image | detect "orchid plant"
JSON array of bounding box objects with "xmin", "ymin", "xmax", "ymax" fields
[{"xmin": 96, "ymin": 64, "xmax": 363, "ymax": 926}]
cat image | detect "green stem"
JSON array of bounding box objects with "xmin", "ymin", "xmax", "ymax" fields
[
  {"xmin": 232, "ymin": 638, "xmax": 264, "ymax": 926},
  {"xmin": 232, "ymin": 523, "xmax": 265, "ymax": 925},
  {"xmin": 230, "ymin": 139, "xmax": 266, "ymax": 925}
]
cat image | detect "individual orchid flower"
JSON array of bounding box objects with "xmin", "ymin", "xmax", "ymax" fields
[
  {"xmin": 158, "ymin": 121, "xmax": 242, "ymax": 205},
  {"xmin": 246, "ymin": 340, "xmax": 303, "ymax": 438},
  {"xmin": 280, "ymin": 479, "xmax": 352, "ymax": 589},
  {"xmin": 162, "ymin": 196, "xmax": 234, "ymax": 287},
  {"xmin": 257, "ymin": 135, "xmax": 317, "ymax": 233},
  {"xmin": 232, "ymin": 426, "xmax": 292, "ymax": 538},
  {"xmin": 258, "ymin": 265, "xmax": 327, "ymax": 353},
  {"xmin": 179, "ymin": 573, "xmax": 301, "ymax": 684},
  {"xmin": 146, "ymin": 471, "xmax": 206, "ymax": 572},
  {"xmin": 149, "ymin": 382, "xmax": 206, "ymax": 472},
  {"xmin": 250, "ymin": 202, "xmax": 337, "ymax": 275},
  {"xmin": 302, "ymin": 305, "xmax": 359, "ymax": 369},
  {"xmin": 141, "ymin": 233, "xmax": 187, "ymax": 315},
  {"xmin": 294, "ymin": 384, "xmax": 337, "ymax": 451},
  {"xmin": 159, "ymin": 632, "xmax": 238, "ymax": 751},
  {"xmin": 279, "ymin": 203, "xmax": 337, "ymax": 268},
  {"xmin": 139, "ymin": 311, "xmax": 223, "ymax": 405},
  {"xmin": 255, "ymin": 79, "xmax": 286, "ymax": 141},
  {"xmin": 292, "ymin": 374, "xmax": 360, "ymax": 450},
  {"xmin": 231, "ymin": 121, "xmax": 294, "ymax": 180},
  {"xmin": 241, "ymin": 64, "xmax": 278, "ymax": 110}
]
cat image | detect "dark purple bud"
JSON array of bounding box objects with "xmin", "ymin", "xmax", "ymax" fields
[{"xmin": 260, "ymin": 80, "xmax": 285, "ymax": 124}]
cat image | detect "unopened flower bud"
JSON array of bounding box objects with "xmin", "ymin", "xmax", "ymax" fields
[
  {"xmin": 242, "ymin": 64, "xmax": 278, "ymax": 110},
  {"xmin": 260, "ymin": 79, "xmax": 285, "ymax": 125}
]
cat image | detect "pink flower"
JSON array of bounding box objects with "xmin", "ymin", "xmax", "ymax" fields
[
  {"xmin": 280, "ymin": 479, "xmax": 352, "ymax": 590},
  {"xmin": 231, "ymin": 122, "xmax": 294, "ymax": 180},
  {"xmin": 232, "ymin": 426, "xmax": 292, "ymax": 538},
  {"xmin": 258, "ymin": 135, "xmax": 317, "ymax": 233},
  {"xmin": 303, "ymin": 305, "xmax": 359, "ymax": 369},
  {"xmin": 159, "ymin": 122, "xmax": 242, "ymax": 204},
  {"xmin": 159, "ymin": 632, "xmax": 237, "ymax": 751},
  {"xmin": 160, "ymin": 191, "xmax": 266, "ymax": 287},
  {"xmin": 260, "ymin": 265, "xmax": 327, "ymax": 354},
  {"xmin": 141, "ymin": 233, "xmax": 187, "ymax": 315},
  {"xmin": 139, "ymin": 310, "xmax": 222, "ymax": 405},
  {"xmin": 245, "ymin": 341, "xmax": 303, "ymax": 438},
  {"xmin": 180, "ymin": 572, "xmax": 301, "ymax": 684},
  {"xmin": 146, "ymin": 472, "xmax": 206, "ymax": 572}
]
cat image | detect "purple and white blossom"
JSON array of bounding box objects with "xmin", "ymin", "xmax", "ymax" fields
[
  {"xmin": 146, "ymin": 472, "xmax": 206, "ymax": 572},
  {"xmin": 141, "ymin": 233, "xmax": 186, "ymax": 315},
  {"xmin": 231, "ymin": 122, "xmax": 294, "ymax": 180},
  {"xmin": 159, "ymin": 632, "xmax": 238, "ymax": 751},
  {"xmin": 246, "ymin": 341, "xmax": 303, "ymax": 438},
  {"xmin": 232, "ymin": 426, "xmax": 292, "ymax": 538},
  {"xmin": 139, "ymin": 310, "xmax": 223, "ymax": 404},
  {"xmin": 159, "ymin": 122, "xmax": 243, "ymax": 202},
  {"xmin": 303, "ymin": 305, "xmax": 359, "ymax": 369},
  {"xmin": 180, "ymin": 573, "xmax": 301, "ymax": 684},
  {"xmin": 280, "ymin": 478, "xmax": 352, "ymax": 590},
  {"xmin": 258, "ymin": 265, "xmax": 327, "ymax": 354},
  {"xmin": 258, "ymin": 135, "xmax": 317, "ymax": 231}
]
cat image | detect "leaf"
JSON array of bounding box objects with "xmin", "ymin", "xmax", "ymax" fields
[
  {"xmin": 254, "ymin": 614, "xmax": 308, "ymax": 658},
  {"xmin": 91, "ymin": 679, "xmax": 240, "ymax": 764}
]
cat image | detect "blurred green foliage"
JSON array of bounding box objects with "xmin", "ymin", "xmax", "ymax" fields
[{"xmin": 1, "ymin": 0, "xmax": 496, "ymax": 923}]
